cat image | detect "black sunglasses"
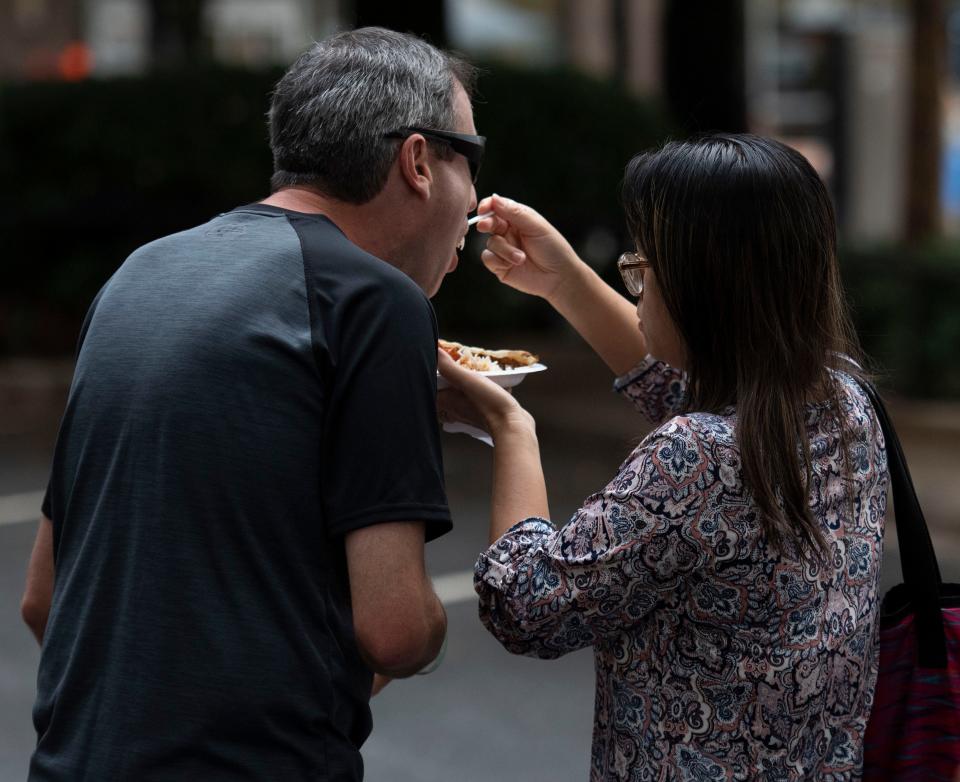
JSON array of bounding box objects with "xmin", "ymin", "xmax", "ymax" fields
[{"xmin": 384, "ymin": 127, "xmax": 486, "ymax": 183}]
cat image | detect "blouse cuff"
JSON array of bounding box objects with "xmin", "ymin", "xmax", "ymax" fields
[
  {"xmin": 612, "ymin": 354, "xmax": 662, "ymax": 393},
  {"xmin": 612, "ymin": 355, "xmax": 688, "ymax": 425},
  {"xmin": 474, "ymin": 517, "xmax": 555, "ymax": 594}
]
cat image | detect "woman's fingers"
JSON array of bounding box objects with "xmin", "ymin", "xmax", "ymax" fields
[
  {"xmin": 475, "ymin": 214, "xmax": 510, "ymax": 235},
  {"xmin": 438, "ymin": 349, "xmax": 500, "ymax": 396},
  {"xmin": 437, "ymin": 388, "xmax": 486, "ymax": 430},
  {"xmin": 475, "ymin": 196, "xmax": 510, "ymax": 235},
  {"xmin": 489, "ymin": 194, "xmax": 548, "ymax": 236},
  {"xmin": 437, "ymin": 348, "xmax": 474, "ymax": 389},
  {"xmin": 437, "ymin": 348, "xmax": 530, "ymax": 436},
  {"xmin": 437, "ymin": 349, "xmax": 518, "ymax": 406},
  {"xmin": 480, "ymin": 249, "xmax": 515, "ymax": 282},
  {"xmin": 476, "ymin": 194, "xmax": 548, "ymax": 238},
  {"xmin": 485, "ymin": 234, "xmax": 526, "ymax": 265},
  {"xmin": 477, "ymin": 195, "xmax": 495, "ymax": 216}
]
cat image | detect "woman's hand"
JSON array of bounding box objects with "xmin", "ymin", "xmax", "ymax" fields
[
  {"xmin": 436, "ymin": 350, "xmax": 535, "ymax": 438},
  {"xmin": 438, "ymin": 349, "xmax": 548, "ymax": 541},
  {"xmin": 474, "ymin": 194, "xmax": 586, "ymax": 303},
  {"xmin": 476, "ymin": 194, "xmax": 648, "ymax": 377}
]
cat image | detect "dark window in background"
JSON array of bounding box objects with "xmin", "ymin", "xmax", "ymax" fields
[{"xmin": 949, "ymin": 5, "xmax": 960, "ymax": 81}]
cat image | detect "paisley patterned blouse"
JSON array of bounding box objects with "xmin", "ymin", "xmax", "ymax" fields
[{"xmin": 474, "ymin": 356, "xmax": 888, "ymax": 781}]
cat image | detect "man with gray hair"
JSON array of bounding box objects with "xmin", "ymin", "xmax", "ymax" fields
[{"xmin": 22, "ymin": 27, "xmax": 480, "ymax": 780}]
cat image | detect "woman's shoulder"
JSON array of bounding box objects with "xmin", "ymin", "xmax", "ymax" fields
[
  {"xmin": 620, "ymin": 410, "xmax": 737, "ymax": 492},
  {"xmin": 646, "ymin": 409, "xmax": 737, "ymax": 452},
  {"xmin": 815, "ymin": 364, "xmax": 883, "ymax": 440},
  {"xmin": 596, "ymin": 411, "xmax": 746, "ymax": 560}
]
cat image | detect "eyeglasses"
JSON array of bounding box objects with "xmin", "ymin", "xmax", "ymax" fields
[
  {"xmin": 384, "ymin": 127, "xmax": 486, "ymax": 183},
  {"xmin": 618, "ymin": 252, "xmax": 649, "ymax": 297}
]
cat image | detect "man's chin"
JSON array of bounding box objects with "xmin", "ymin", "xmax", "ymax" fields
[{"xmin": 423, "ymin": 253, "xmax": 460, "ymax": 298}]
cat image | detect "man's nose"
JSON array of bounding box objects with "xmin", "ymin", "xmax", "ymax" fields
[{"xmin": 468, "ymin": 185, "xmax": 478, "ymax": 214}]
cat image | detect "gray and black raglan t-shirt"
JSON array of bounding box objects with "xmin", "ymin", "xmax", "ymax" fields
[{"xmin": 31, "ymin": 204, "xmax": 451, "ymax": 781}]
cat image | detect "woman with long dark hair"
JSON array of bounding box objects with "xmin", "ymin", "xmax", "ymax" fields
[{"xmin": 438, "ymin": 134, "xmax": 888, "ymax": 779}]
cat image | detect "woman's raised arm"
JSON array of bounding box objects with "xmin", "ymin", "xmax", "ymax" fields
[{"xmin": 476, "ymin": 194, "xmax": 647, "ymax": 377}]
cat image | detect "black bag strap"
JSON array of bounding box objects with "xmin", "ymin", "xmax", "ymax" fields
[{"xmin": 858, "ymin": 379, "xmax": 947, "ymax": 668}]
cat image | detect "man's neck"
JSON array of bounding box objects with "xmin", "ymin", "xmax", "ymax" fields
[
  {"xmin": 259, "ymin": 186, "xmax": 332, "ymax": 215},
  {"xmin": 260, "ymin": 186, "xmax": 396, "ymax": 262}
]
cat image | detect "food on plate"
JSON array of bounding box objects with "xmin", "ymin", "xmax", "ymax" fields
[{"xmin": 439, "ymin": 339, "xmax": 539, "ymax": 372}]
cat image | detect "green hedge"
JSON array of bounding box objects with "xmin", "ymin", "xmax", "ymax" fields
[
  {"xmin": 0, "ymin": 63, "xmax": 672, "ymax": 354},
  {"xmin": 842, "ymin": 242, "xmax": 960, "ymax": 398},
  {"xmin": 0, "ymin": 68, "xmax": 280, "ymax": 353},
  {"xmin": 1, "ymin": 65, "xmax": 957, "ymax": 397}
]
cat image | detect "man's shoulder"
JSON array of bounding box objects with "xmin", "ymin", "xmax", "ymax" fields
[
  {"xmin": 123, "ymin": 206, "xmax": 300, "ymax": 267},
  {"xmin": 286, "ymin": 212, "xmax": 432, "ymax": 317}
]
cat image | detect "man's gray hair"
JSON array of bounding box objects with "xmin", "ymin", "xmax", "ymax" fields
[{"xmin": 268, "ymin": 27, "xmax": 477, "ymax": 203}]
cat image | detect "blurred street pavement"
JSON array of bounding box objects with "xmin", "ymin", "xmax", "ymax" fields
[{"xmin": 1, "ymin": 333, "xmax": 959, "ymax": 781}]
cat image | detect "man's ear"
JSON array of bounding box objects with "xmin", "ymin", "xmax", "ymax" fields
[{"xmin": 397, "ymin": 134, "xmax": 433, "ymax": 200}]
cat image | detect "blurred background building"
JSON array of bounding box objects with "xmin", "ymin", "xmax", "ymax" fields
[
  {"xmin": 0, "ymin": 0, "xmax": 956, "ymax": 375},
  {"xmin": 2, "ymin": 0, "xmax": 958, "ymax": 241},
  {"xmin": 2, "ymin": 0, "xmax": 957, "ymax": 394}
]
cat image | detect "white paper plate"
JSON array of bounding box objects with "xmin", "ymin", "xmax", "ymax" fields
[
  {"xmin": 437, "ymin": 363, "xmax": 547, "ymax": 390},
  {"xmin": 442, "ymin": 421, "xmax": 494, "ymax": 446}
]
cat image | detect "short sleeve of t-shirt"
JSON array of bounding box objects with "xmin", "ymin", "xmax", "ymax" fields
[
  {"xmin": 289, "ymin": 213, "xmax": 452, "ymax": 542},
  {"xmin": 42, "ymin": 282, "xmax": 109, "ymax": 524}
]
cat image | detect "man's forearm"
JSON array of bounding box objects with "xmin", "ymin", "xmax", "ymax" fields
[
  {"xmin": 360, "ymin": 592, "xmax": 447, "ymax": 679},
  {"xmin": 22, "ymin": 516, "xmax": 54, "ymax": 646},
  {"xmin": 383, "ymin": 599, "xmax": 446, "ymax": 678},
  {"xmin": 22, "ymin": 604, "xmax": 48, "ymax": 645},
  {"xmin": 420, "ymin": 591, "xmax": 447, "ymax": 670},
  {"xmin": 547, "ymin": 261, "xmax": 647, "ymax": 377},
  {"xmin": 347, "ymin": 521, "xmax": 448, "ymax": 678}
]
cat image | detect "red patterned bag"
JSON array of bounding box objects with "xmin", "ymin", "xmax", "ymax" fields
[{"xmin": 861, "ymin": 382, "xmax": 960, "ymax": 780}]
